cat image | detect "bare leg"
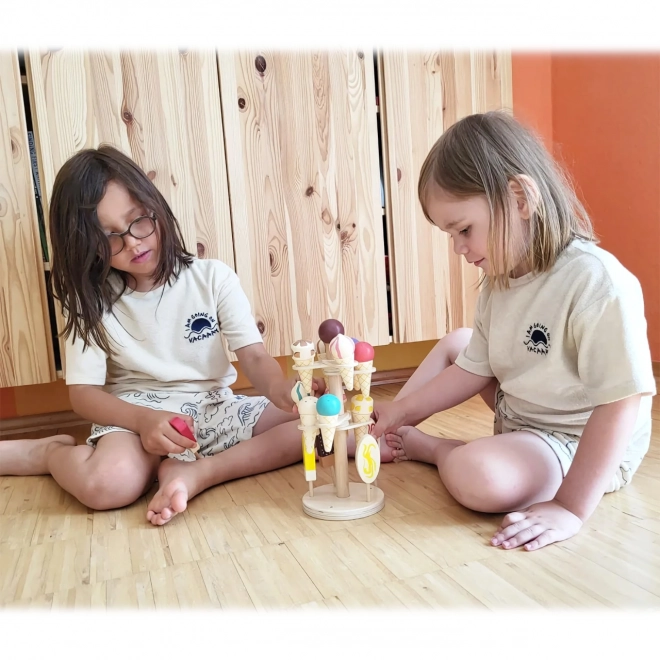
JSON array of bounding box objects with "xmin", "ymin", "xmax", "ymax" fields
[
  {"xmin": 147, "ymin": 404, "xmax": 303, "ymax": 525},
  {"xmin": 45, "ymin": 432, "xmax": 160, "ymax": 509},
  {"xmin": 0, "ymin": 434, "xmax": 76, "ymax": 476},
  {"xmin": 348, "ymin": 327, "xmax": 496, "ymax": 461},
  {"xmin": 394, "ymin": 327, "xmax": 496, "ymax": 408},
  {"xmin": 387, "ymin": 426, "xmax": 563, "ymax": 512}
]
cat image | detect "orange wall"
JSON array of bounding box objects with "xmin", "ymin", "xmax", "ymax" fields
[
  {"xmin": 551, "ymin": 55, "xmax": 660, "ymax": 361},
  {"xmin": 512, "ymin": 53, "xmax": 660, "ymax": 361},
  {"xmin": 511, "ymin": 53, "xmax": 553, "ymax": 147}
]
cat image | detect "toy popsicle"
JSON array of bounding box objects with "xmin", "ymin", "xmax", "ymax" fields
[
  {"xmin": 292, "ymin": 384, "xmax": 319, "ymax": 486},
  {"xmin": 355, "ymin": 434, "xmax": 380, "ymax": 485},
  {"xmin": 169, "ymin": 416, "xmax": 199, "ymax": 454}
]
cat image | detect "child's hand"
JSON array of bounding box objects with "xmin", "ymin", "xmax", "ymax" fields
[
  {"xmin": 311, "ymin": 376, "xmax": 327, "ymax": 397},
  {"xmin": 371, "ymin": 401, "xmax": 407, "ymax": 439},
  {"xmin": 491, "ymin": 500, "xmax": 583, "ymax": 551},
  {"xmin": 136, "ymin": 409, "xmax": 197, "ymax": 456}
]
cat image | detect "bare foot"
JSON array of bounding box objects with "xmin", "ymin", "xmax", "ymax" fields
[
  {"xmin": 0, "ymin": 434, "xmax": 76, "ymax": 476},
  {"xmin": 147, "ymin": 458, "xmax": 203, "ymax": 526},
  {"xmin": 385, "ymin": 426, "xmax": 465, "ymax": 464}
]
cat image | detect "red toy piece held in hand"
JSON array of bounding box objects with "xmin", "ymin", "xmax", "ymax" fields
[{"xmin": 169, "ymin": 416, "xmax": 200, "ymax": 453}]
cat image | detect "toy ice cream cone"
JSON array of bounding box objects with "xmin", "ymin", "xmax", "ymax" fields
[
  {"xmin": 291, "ymin": 339, "xmax": 316, "ymax": 396},
  {"xmin": 316, "ymin": 393, "xmax": 342, "ymax": 454},
  {"xmin": 354, "ymin": 342, "xmax": 375, "ymax": 397},
  {"xmin": 329, "ymin": 334, "xmax": 355, "ymax": 391},
  {"xmin": 350, "ymin": 394, "xmax": 374, "ymax": 449},
  {"xmin": 315, "ymin": 430, "xmax": 334, "ymax": 457},
  {"xmin": 318, "ymin": 416, "xmax": 338, "ymax": 452}
]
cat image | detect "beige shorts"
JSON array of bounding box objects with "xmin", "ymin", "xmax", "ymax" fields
[
  {"xmin": 493, "ymin": 386, "xmax": 638, "ymax": 493},
  {"xmin": 87, "ymin": 388, "xmax": 270, "ymax": 462}
]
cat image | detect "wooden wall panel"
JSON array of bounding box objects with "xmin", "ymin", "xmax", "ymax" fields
[
  {"xmin": 0, "ymin": 51, "xmax": 54, "ymax": 387},
  {"xmin": 380, "ymin": 51, "xmax": 512, "ymax": 343},
  {"xmin": 26, "ymin": 49, "xmax": 234, "ymax": 368},
  {"xmin": 219, "ymin": 51, "xmax": 389, "ymax": 356}
]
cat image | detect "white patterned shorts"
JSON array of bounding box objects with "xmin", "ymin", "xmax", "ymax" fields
[
  {"xmin": 493, "ymin": 385, "xmax": 637, "ymax": 493},
  {"xmin": 87, "ymin": 388, "xmax": 270, "ymax": 462}
]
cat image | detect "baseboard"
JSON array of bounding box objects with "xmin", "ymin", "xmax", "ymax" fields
[
  {"xmin": 0, "ymin": 410, "xmax": 91, "ymax": 437},
  {"xmin": 0, "ymin": 367, "xmax": 415, "ymax": 438}
]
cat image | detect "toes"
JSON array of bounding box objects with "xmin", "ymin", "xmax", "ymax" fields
[
  {"xmin": 171, "ymin": 491, "xmax": 188, "ymax": 514},
  {"xmin": 385, "ymin": 433, "xmax": 403, "ymax": 448}
]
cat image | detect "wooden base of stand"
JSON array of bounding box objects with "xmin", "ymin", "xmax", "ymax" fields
[{"xmin": 302, "ymin": 482, "xmax": 385, "ymax": 520}]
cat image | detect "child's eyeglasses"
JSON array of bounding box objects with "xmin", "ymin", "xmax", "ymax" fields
[{"xmin": 106, "ymin": 213, "xmax": 157, "ymax": 256}]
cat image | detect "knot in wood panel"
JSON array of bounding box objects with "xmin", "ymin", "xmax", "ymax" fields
[
  {"xmin": 255, "ymin": 56, "xmax": 267, "ymax": 74},
  {"xmin": 122, "ymin": 110, "xmax": 134, "ymax": 123},
  {"xmin": 147, "ymin": 171, "xmax": 157, "ymax": 181},
  {"xmin": 305, "ymin": 186, "xmax": 314, "ymax": 197},
  {"xmin": 268, "ymin": 246, "xmax": 280, "ymax": 274},
  {"xmin": 238, "ymin": 97, "xmax": 247, "ymax": 110},
  {"xmin": 196, "ymin": 243, "xmax": 205, "ymax": 258},
  {"xmin": 321, "ymin": 209, "xmax": 334, "ymax": 227},
  {"xmin": 257, "ymin": 320, "xmax": 266, "ymax": 334},
  {"xmin": 10, "ymin": 136, "xmax": 20, "ymax": 161}
]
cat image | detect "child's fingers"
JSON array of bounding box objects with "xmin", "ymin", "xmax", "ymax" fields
[
  {"xmin": 499, "ymin": 510, "xmax": 527, "ymax": 529},
  {"xmin": 164, "ymin": 427, "xmax": 196, "ymax": 450},
  {"xmin": 500, "ymin": 524, "xmax": 544, "ymax": 550},
  {"xmin": 525, "ymin": 530, "xmax": 557, "ymax": 551},
  {"xmin": 491, "ymin": 514, "xmax": 532, "ymax": 546}
]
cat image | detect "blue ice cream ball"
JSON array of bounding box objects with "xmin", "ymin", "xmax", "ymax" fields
[
  {"xmin": 351, "ymin": 337, "xmax": 359, "ymax": 344},
  {"xmin": 316, "ymin": 393, "xmax": 341, "ymax": 416}
]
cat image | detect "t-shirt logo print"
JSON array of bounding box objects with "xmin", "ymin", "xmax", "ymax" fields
[
  {"xmin": 524, "ymin": 323, "xmax": 551, "ymax": 355},
  {"xmin": 184, "ymin": 312, "xmax": 220, "ymax": 343}
]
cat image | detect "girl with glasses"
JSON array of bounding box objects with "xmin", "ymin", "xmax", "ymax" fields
[{"xmin": 0, "ymin": 145, "xmax": 324, "ymax": 526}]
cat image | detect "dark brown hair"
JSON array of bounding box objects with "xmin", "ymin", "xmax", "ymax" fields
[
  {"xmin": 49, "ymin": 145, "xmax": 194, "ymax": 354},
  {"xmin": 418, "ymin": 111, "xmax": 595, "ymax": 289}
]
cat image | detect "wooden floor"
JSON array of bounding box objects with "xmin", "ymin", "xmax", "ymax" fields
[{"xmin": 1, "ymin": 383, "xmax": 659, "ymax": 610}]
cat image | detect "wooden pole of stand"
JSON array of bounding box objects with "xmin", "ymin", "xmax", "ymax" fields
[
  {"xmin": 320, "ymin": 342, "xmax": 337, "ymax": 481},
  {"xmin": 327, "ymin": 372, "xmax": 350, "ymax": 498}
]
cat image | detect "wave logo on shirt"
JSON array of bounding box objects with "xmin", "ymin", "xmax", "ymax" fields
[
  {"xmin": 184, "ymin": 312, "xmax": 220, "ymax": 344},
  {"xmin": 524, "ymin": 323, "xmax": 551, "ymax": 355}
]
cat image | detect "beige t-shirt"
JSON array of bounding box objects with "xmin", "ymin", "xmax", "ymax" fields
[
  {"xmin": 65, "ymin": 258, "xmax": 263, "ymax": 396},
  {"xmin": 455, "ymin": 239, "xmax": 656, "ymax": 460}
]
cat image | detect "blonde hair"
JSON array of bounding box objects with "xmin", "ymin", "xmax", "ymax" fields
[{"xmin": 418, "ymin": 111, "xmax": 595, "ymax": 289}]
